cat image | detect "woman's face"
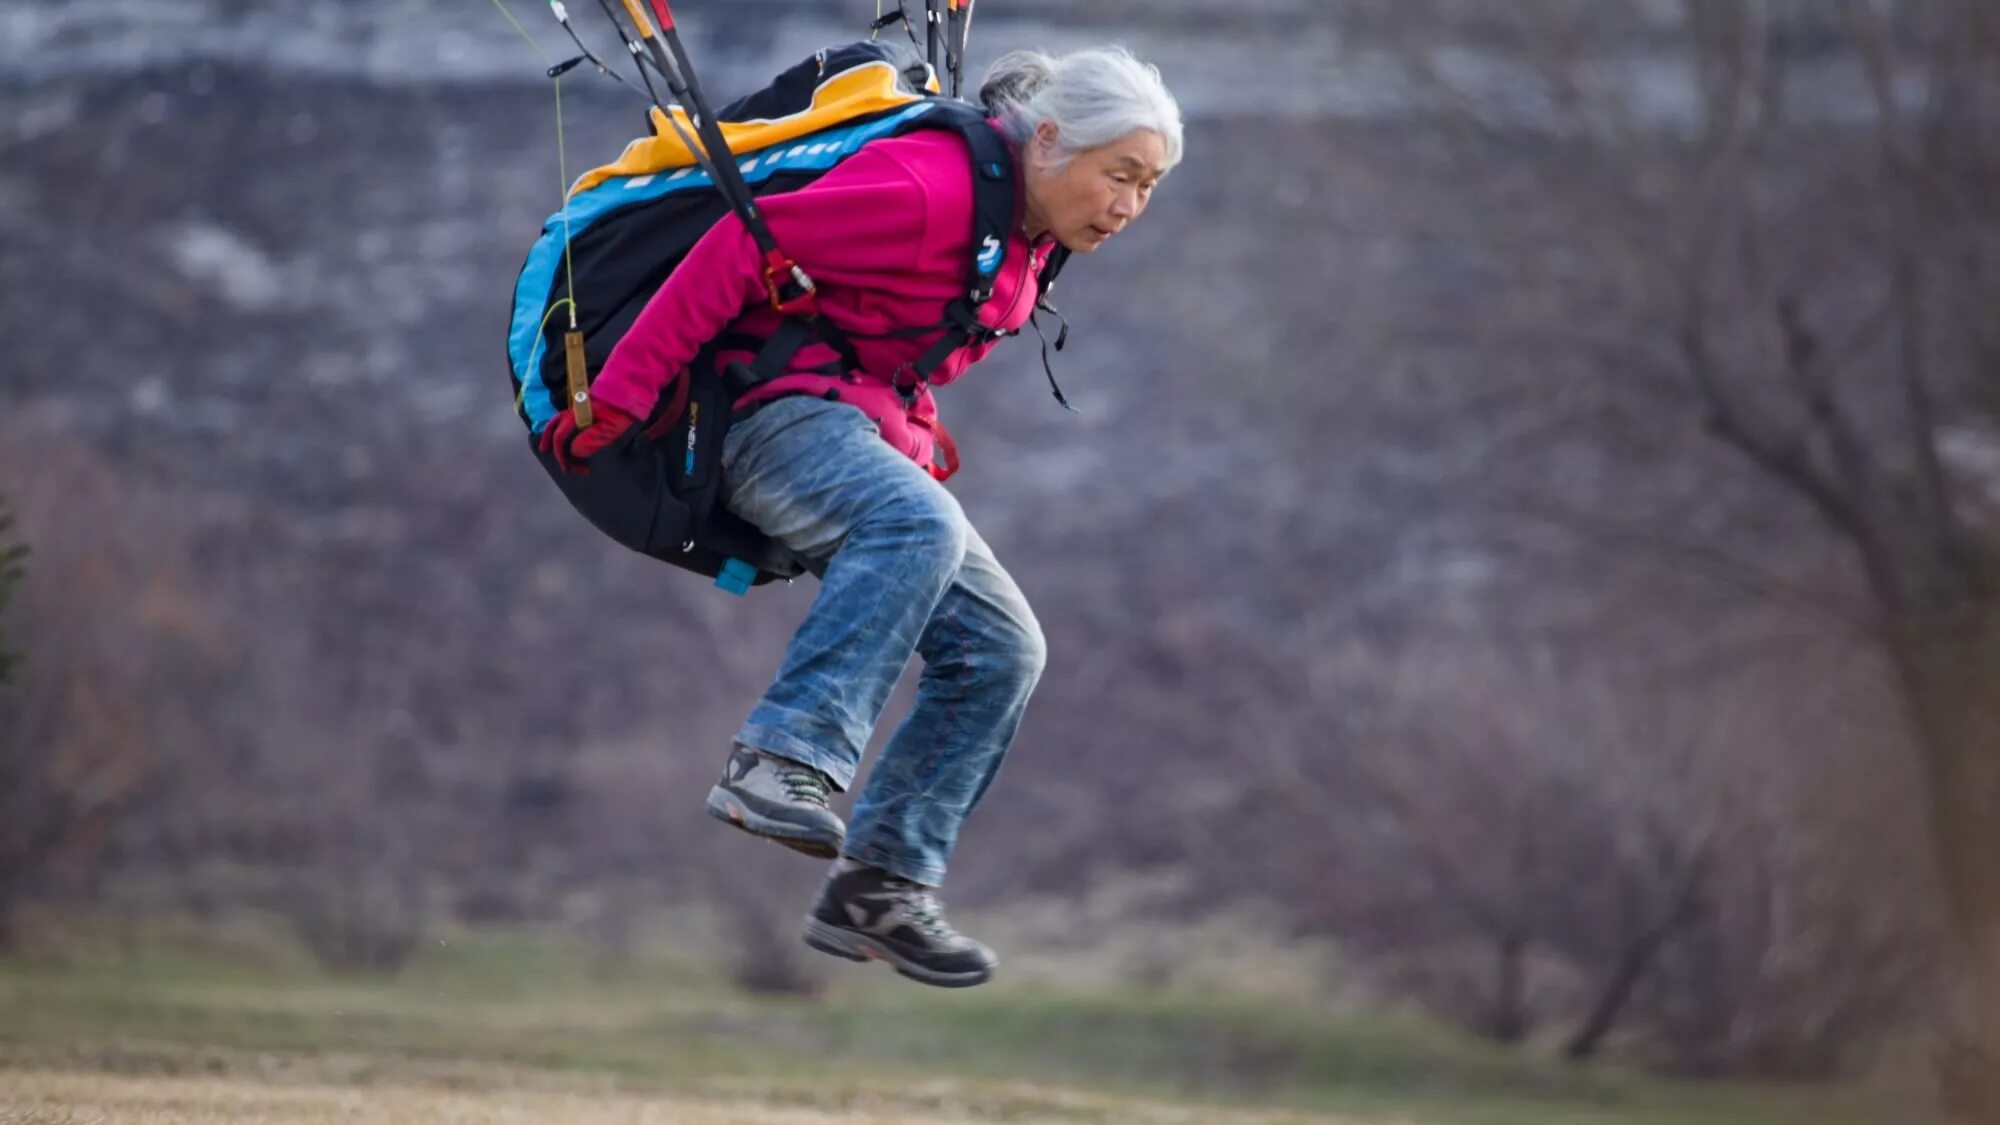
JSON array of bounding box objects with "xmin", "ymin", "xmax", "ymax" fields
[{"xmin": 1022, "ymin": 124, "xmax": 1169, "ymax": 254}]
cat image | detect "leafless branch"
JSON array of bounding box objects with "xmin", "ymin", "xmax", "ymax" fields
[
  {"xmin": 1505, "ymin": 495, "xmax": 1878, "ymax": 633},
  {"xmin": 1677, "ymin": 295, "xmax": 1863, "ymax": 541},
  {"xmin": 1890, "ymin": 255, "xmax": 1964, "ymax": 557}
]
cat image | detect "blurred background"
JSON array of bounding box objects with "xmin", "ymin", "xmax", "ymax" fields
[{"xmin": 2, "ymin": 1, "xmax": 1996, "ymax": 1122}]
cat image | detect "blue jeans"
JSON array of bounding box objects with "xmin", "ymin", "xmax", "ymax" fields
[{"xmin": 720, "ymin": 396, "xmax": 1047, "ymax": 886}]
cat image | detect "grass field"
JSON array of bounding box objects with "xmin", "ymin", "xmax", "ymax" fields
[{"xmin": 0, "ymin": 925, "xmax": 1920, "ymax": 1124}]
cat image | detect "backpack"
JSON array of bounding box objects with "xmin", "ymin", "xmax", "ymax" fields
[{"xmin": 507, "ymin": 39, "xmax": 1068, "ymax": 594}]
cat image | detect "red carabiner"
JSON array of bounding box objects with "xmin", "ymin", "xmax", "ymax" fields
[{"xmin": 763, "ymin": 250, "xmax": 818, "ymax": 317}]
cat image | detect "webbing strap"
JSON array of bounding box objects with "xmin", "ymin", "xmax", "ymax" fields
[
  {"xmin": 724, "ymin": 316, "xmax": 863, "ymax": 400},
  {"xmin": 906, "ymin": 298, "xmax": 994, "ymax": 392}
]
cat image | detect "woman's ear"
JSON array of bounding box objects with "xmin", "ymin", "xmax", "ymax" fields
[{"xmin": 1032, "ymin": 121, "xmax": 1061, "ymax": 168}]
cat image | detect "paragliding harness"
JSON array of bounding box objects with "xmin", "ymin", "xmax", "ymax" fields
[{"xmin": 503, "ymin": 0, "xmax": 1073, "ymax": 595}]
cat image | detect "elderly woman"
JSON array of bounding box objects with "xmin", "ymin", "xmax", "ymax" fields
[{"xmin": 550, "ymin": 46, "xmax": 1182, "ymax": 987}]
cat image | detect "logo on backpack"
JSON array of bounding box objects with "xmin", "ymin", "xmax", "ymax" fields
[{"xmin": 977, "ymin": 235, "xmax": 1003, "ymax": 275}]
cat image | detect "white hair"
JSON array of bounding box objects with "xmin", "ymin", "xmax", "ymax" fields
[{"xmin": 980, "ymin": 46, "xmax": 1184, "ymax": 172}]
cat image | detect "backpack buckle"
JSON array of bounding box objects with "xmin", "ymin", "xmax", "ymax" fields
[{"xmin": 763, "ymin": 250, "xmax": 818, "ymax": 317}]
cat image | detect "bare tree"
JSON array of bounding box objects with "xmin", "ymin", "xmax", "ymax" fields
[
  {"xmin": 0, "ymin": 492, "xmax": 26, "ymax": 687},
  {"xmin": 1373, "ymin": 0, "xmax": 2000, "ymax": 1109},
  {"xmin": 0, "ymin": 445, "xmax": 225, "ymax": 949},
  {"xmin": 1352, "ymin": 639, "xmax": 1720, "ymax": 1053}
]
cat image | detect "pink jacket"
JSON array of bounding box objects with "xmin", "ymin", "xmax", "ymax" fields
[{"xmin": 587, "ymin": 123, "xmax": 1055, "ymax": 475}]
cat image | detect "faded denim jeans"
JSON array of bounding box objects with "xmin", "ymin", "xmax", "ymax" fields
[{"xmin": 720, "ymin": 395, "xmax": 1046, "ymax": 886}]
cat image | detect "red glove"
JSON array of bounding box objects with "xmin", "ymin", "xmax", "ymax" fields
[{"xmin": 539, "ymin": 401, "xmax": 642, "ymax": 475}]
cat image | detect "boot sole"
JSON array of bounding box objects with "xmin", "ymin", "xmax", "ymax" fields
[
  {"xmin": 802, "ymin": 916, "xmax": 993, "ymax": 988},
  {"xmin": 704, "ymin": 786, "xmax": 842, "ymax": 860}
]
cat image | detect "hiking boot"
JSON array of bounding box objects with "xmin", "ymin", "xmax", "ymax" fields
[
  {"xmin": 802, "ymin": 862, "xmax": 996, "ymax": 988},
  {"xmin": 704, "ymin": 744, "xmax": 845, "ymax": 859}
]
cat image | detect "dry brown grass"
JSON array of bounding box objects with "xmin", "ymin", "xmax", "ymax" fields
[
  {"xmin": 0, "ymin": 1066, "xmax": 1367, "ymax": 1125},
  {"xmin": 0, "ymin": 931, "xmax": 1911, "ymax": 1125}
]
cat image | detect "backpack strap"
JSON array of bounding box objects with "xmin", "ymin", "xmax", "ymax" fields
[
  {"xmin": 895, "ymin": 106, "xmax": 1020, "ymax": 396},
  {"xmin": 1038, "ymin": 244, "xmax": 1071, "ymax": 291},
  {"xmin": 953, "ymin": 112, "xmax": 1018, "ymax": 307},
  {"xmin": 1030, "ymin": 245, "xmax": 1076, "ymax": 408},
  {"xmin": 725, "ymin": 103, "xmax": 1045, "ymax": 407},
  {"xmin": 727, "ymin": 316, "xmax": 860, "ymax": 397}
]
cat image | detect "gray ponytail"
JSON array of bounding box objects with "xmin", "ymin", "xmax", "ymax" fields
[{"xmin": 981, "ymin": 46, "xmax": 1183, "ymax": 172}]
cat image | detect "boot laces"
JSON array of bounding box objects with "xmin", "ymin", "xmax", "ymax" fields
[
  {"xmin": 886, "ymin": 878, "xmax": 952, "ymax": 939},
  {"xmin": 775, "ymin": 762, "xmax": 830, "ymax": 808}
]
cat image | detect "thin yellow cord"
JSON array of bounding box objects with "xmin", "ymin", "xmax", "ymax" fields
[
  {"xmin": 488, "ymin": 0, "xmax": 549, "ymax": 61},
  {"xmin": 519, "ymin": 296, "xmax": 581, "ymax": 413},
  {"xmin": 491, "ymin": 0, "xmax": 579, "ymax": 329},
  {"xmin": 539, "ymin": 298, "xmax": 578, "ymax": 338},
  {"xmin": 555, "ymin": 77, "xmax": 577, "ymax": 330}
]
